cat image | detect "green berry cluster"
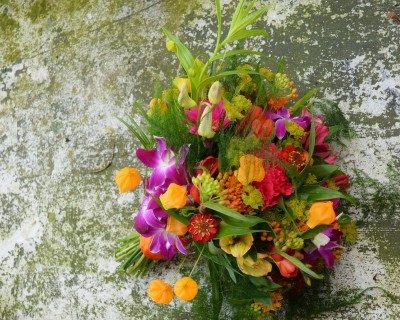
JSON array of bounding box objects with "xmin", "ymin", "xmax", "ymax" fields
[
  {"xmin": 274, "ymin": 73, "xmax": 290, "ymax": 90},
  {"xmin": 192, "ymin": 172, "xmax": 220, "ymax": 201},
  {"xmin": 275, "ymin": 230, "xmax": 304, "ymax": 251}
]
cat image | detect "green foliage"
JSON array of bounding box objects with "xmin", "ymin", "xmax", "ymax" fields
[
  {"xmin": 350, "ymin": 163, "xmax": 400, "ymax": 219},
  {"xmin": 312, "ymin": 99, "xmax": 356, "ymax": 145},
  {"xmin": 225, "ymin": 136, "xmax": 260, "ymax": 168},
  {"xmin": 285, "ymin": 285, "xmax": 400, "ymax": 319}
]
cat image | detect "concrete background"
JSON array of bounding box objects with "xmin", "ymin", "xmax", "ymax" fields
[{"xmin": 0, "ymin": 0, "xmax": 399, "ymax": 319}]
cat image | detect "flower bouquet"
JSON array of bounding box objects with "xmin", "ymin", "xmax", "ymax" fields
[{"xmin": 115, "ymin": 1, "xmax": 357, "ymax": 318}]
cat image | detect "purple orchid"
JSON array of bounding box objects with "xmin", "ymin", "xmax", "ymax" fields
[
  {"xmin": 134, "ymin": 137, "xmax": 191, "ymax": 259},
  {"xmin": 266, "ymin": 108, "xmax": 310, "ymax": 139},
  {"xmin": 134, "ymin": 198, "xmax": 189, "ymax": 260},
  {"xmin": 303, "ymin": 226, "xmax": 342, "ymax": 268},
  {"xmin": 136, "ymin": 137, "xmax": 189, "ymax": 188}
]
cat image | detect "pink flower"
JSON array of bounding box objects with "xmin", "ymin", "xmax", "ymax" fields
[
  {"xmin": 254, "ymin": 163, "xmax": 293, "ymax": 208},
  {"xmin": 301, "ymin": 109, "xmax": 336, "ymax": 164},
  {"xmin": 185, "ymin": 100, "xmax": 230, "ymax": 136}
]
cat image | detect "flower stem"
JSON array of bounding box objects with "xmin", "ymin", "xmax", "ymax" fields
[{"xmin": 189, "ymin": 244, "xmax": 206, "ymax": 278}]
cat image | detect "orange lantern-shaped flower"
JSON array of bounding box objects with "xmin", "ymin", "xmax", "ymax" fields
[
  {"xmin": 115, "ymin": 167, "xmax": 141, "ymax": 192},
  {"xmin": 148, "ymin": 279, "xmax": 174, "ymax": 304},
  {"xmin": 139, "ymin": 235, "xmax": 163, "ymax": 261},
  {"xmin": 306, "ymin": 201, "xmax": 336, "ymax": 229},
  {"xmin": 174, "ymin": 277, "xmax": 198, "ymax": 301},
  {"xmin": 159, "ymin": 183, "xmax": 188, "ymax": 210},
  {"xmin": 165, "ymin": 216, "xmax": 188, "ymax": 236}
]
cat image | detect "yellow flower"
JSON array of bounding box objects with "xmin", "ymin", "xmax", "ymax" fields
[
  {"xmin": 219, "ymin": 234, "xmax": 253, "ymax": 258},
  {"xmin": 237, "ymin": 253, "xmax": 272, "ymax": 277},
  {"xmin": 148, "ymin": 279, "xmax": 173, "ymax": 304},
  {"xmin": 306, "ymin": 201, "xmax": 336, "ymax": 228},
  {"xmin": 166, "ymin": 40, "xmax": 176, "ymax": 52},
  {"xmin": 115, "ymin": 167, "xmax": 141, "ymax": 192},
  {"xmin": 177, "ymin": 81, "xmax": 197, "ymax": 109},
  {"xmin": 148, "ymin": 98, "xmax": 167, "ymax": 116},
  {"xmin": 173, "ymin": 77, "xmax": 191, "ymax": 93},
  {"xmin": 160, "ymin": 183, "xmax": 188, "ymax": 210},
  {"xmin": 237, "ymin": 155, "xmax": 265, "ymax": 186},
  {"xmin": 165, "ymin": 216, "xmax": 187, "ymax": 236},
  {"xmin": 174, "ymin": 277, "xmax": 198, "ymax": 301}
]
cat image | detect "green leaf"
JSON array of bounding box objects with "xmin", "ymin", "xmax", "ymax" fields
[
  {"xmin": 277, "ymin": 251, "xmax": 324, "ymax": 279},
  {"xmin": 222, "ymin": 29, "xmax": 268, "ymax": 45},
  {"xmin": 208, "ymin": 240, "xmax": 224, "ymax": 254},
  {"xmin": 214, "ymin": 222, "xmax": 265, "ymax": 239},
  {"xmin": 162, "ymin": 27, "xmax": 195, "ymax": 75},
  {"xmin": 298, "ymin": 185, "xmax": 354, "ymax": 202},
  {"xmin": 208, "ymin": 259, "xmax": 223, "ymax": 320},
  {"xmin": 300, "ymin": 224, "xmax": 331, "ymax": 239},
  {"xmin": 115, "ymin": 115, "xmax": 153, "ymax": 150},
  {"xmin": 249, "ymin": 276, "xmax": 282, "ymax": 291},
  {"xmin": 276, "ymin": 57, "xmax": 286, "ymax": 73},
  {"xmin": 291, "ymin": 88, "xmax": 318, "ymax": 113},
  {"xmin": 203, "ymin": 202, "xmax": 266, "ymax": 227},
  {"xmin": 327, "ymin": 125, "xmax": 342, "ymax": 138},
  {"xmin": 338, "ymin": 214, "xmax": 352, "ymax": 224},
  {"xmin": 308, "ymin": 164, "xmax": 339, "ymax": 180}
]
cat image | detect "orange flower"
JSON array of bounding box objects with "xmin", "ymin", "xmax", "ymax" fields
[
  {"xmin": 148, "ymin": 279, "xmax": 173, "ymax": 304},
  {"xmin": 174, "ymin": 277, "xmax": 198, "ymax": 301},
  {"xmin": 159, "ymin": 183, "xmax": 187, "ymax": 210},
  {"xmin": 237, "ymin": 155, "xmax": 265, "ymax": 186},
  {"xmin": 115, "ymin": 167, "xmax": 141, "ymax": 192},
  {"xmin": 139, "ymin": 235, "xmax": 163, "ymax": 261},
  {"xmin": 306, "ymin": 201, "xmax": 336, "ymax": 229},
  {"xmin": 165, "ymin": 216, "xmax": 187, "ymax": 236}
]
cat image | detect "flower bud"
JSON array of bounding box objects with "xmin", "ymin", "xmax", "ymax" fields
[
  {"xmin": 166, "ymin": 40, "xmax": 176, "ymax": 52},
  {"xmin": 178, "ymin": 82, "xmax": 197, "ymax": 109},
  {"xmin": 208, "ymin": 81, "xmax": 223, "ymax": 104},
  {"xmin": 197, "ymin": 104, "xmax": 215, "ymax": 138}
]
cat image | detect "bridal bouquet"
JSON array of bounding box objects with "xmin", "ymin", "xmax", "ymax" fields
[{"xmin": 115, "ymin": 1, "xmax": 357, "ymax": 318}]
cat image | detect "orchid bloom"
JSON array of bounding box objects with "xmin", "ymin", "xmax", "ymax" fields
[
  {"xmin": 135, "ymin": 207, "xmax": 189, "ymax": 260},
  {"xmin": 136, "ymin": 137, "xmax": 189, "ymax": 189},
  {"xmin": 266, "ymin": 107, "xmax": 309, "ymax": 139},
  {"xmin": 304, "ymin": 226, "xmax": 342, "ymax": 268}
]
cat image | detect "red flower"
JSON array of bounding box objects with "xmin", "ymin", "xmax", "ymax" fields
[
  {"xmin": 254, "ymin": 163, "xmax": 293, "ymax": 208},
  {"xmin": 188, "ymin": 214, "xmax": 219, "ymax": 243}
]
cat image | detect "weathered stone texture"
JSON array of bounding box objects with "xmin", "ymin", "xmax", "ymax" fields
[{"xmin": 1, "ymin": 0, "xmax": 399, "ymax": 319}]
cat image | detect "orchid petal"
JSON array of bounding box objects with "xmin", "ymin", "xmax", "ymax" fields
[
  {"xmin": 136, "ymin": 148, "xmax": 161, "ymax": 168},
  {"xmin": 275, "ymin": 119, "xmax": 286, "ymax": 139},
  {"xmin": 266, "ymin": 111, "xmax": 281, "ymax": 120},
  {"xmin": 277, "ymin": 108, "xmax": 290, "ymax": 118}
]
